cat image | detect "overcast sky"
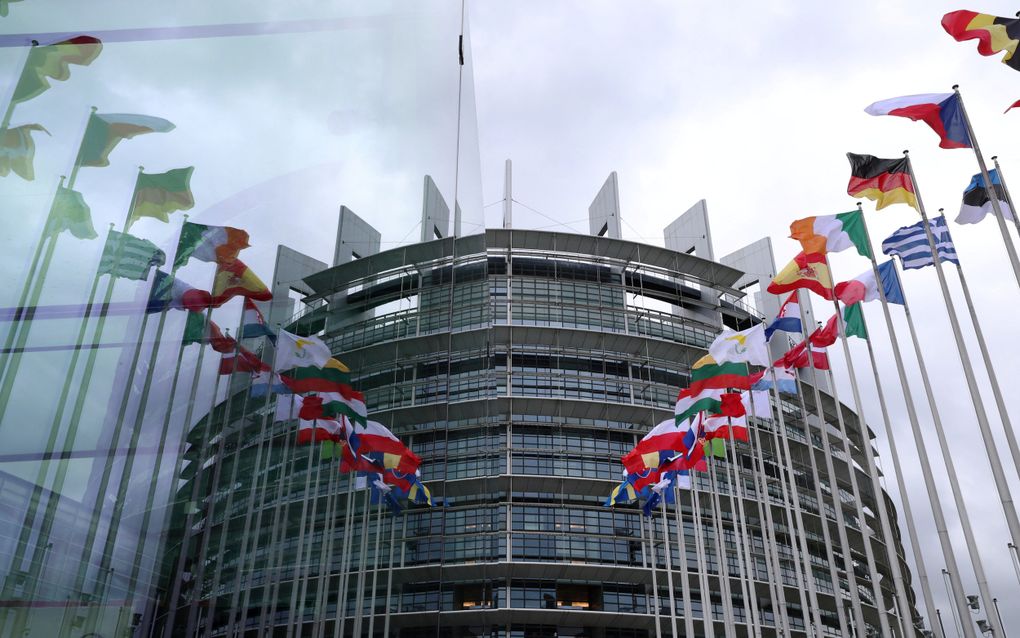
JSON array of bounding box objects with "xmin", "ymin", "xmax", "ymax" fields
[
  {"xmin": 469, "ymin": 0, "xmax": 1020, "ymax": 632},
  {"xmin": 2, "ymin": 0, "xmax": 1020, "ymax": 632}
]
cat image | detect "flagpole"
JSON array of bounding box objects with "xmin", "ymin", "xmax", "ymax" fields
[
  {"xmin": 905, "ymin": 153, "xmax": 1020, "ymax": 619},
  {"xmin": 286, "ymin": 437, "xmax": 320, "ymax": 636},
  {"xmin": 644, "ymin": 497, "xmax": 663, "ymax": 638},
  {"xmin": 0, "ymin": 40, "xmax": 36, "ymax": 131},
  {"xmin": 350, "ymin": 489, "xmax": 373, "ymax": 637},
  {"xmin": 658, "ymin": 497, "xmax": 679, "ymax": 638},
  {"xmin": 365, "ymin": 494, "xmax": 386, "ymax": 637},
  {"xmin": 858, "ymin": 195, "xmax": 975, "ymax": 638},
  {"xmin": 705, "ymin": 448, "xmax": 736, "ymax": 636},
  {"xmin": 688, "ymin": 471, "xmax": 716, "ymax": 637},
  {"xmin": 990, "ymin": 157, "xmax": 1020, "ymax": 244},
  {"xmin": 332, "ymin": 472, "xmax": 358, "ymax": 638},
  {"xmin": 381, "ymin": 505, "xmax": 399, "ymax": 638},
  {"xmin": 670, "ymin": 482, "xmax": 697, "ymax": 637},
  {"xmin": 307, "ymin": 445, "xmax": 339, "ymax": 638},
  {"xmin": 793, "ymin": 290, "xmax": 860, "ymax": 635},
  {"xmin": 721, "ymin": 413, "xmax": 760, "ymax": 637},
  {"xmin": 954, "ymin": 86, "xmax": 1020, "ymax": 291},
  {"xmin": 766, "ymin": 367, "xmax": 824, "ymax": 636}
]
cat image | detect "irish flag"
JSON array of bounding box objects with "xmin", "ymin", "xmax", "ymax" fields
[
  {"xmin": 174, "ymin": 221, "xmax": 250, "ymax": 268},
  {"xmin": 789, "ymin": 210, "xmax": 871, "ymax": 257}
]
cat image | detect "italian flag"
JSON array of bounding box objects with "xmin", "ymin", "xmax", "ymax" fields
[
  {"xmin": 789, "ymin": 211, "xmax": 871, "ymax": 257},
  {"xmin": 174, "ymin": 221, "xmax": 250, "ymax": 269}
]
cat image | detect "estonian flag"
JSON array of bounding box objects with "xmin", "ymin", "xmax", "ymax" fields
[{"xmin": 956, "ymin": 169, "xmax": 1014, "ymax": 225}]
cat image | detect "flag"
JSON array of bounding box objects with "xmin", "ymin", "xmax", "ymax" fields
[
  {"xmin": 296, "ymin": 390, "xmax": 368, "ymax": 427},
  {"xmin": 688, "ymin": 355, "xmax": 758, "ymax": 394},
  {"xmin": 250, "ymin": 370, "xmax": 291, "ymax": 398},
  {"xmin": 942, "ymin": 11, "xmax": 1020, "ymax": 72},
  {"xmin": 1006, "ymin": 99, "xmax": 1020, "ymax": 113},
  {"xmin": 280, "ymin": 359, "xmax": 352, "ymax": 393},
  {"xmin": 707, "ymin": 323, "xmax": 769, "ymax": 367},
  {"xmin": 843, "ymin": 303, "xmax": 868, "ymax": 340},
  {"xmin": 210, "ymin": 258, "xmax": 272, "ymax": 306},
  {"xmin": 675, "ymin": 387, "xmax": 725, "ymax": 425},
  {"xmin": 219, "ymin": 346, "xmax": 269, "ymax": 374},
  {"xmin": 240, "ymin": 298, "xmax": 277, "ymax": 343},
  {"xmin": 778, "ymin": 341, "xmax": 829, "ymax": 370},
  {"xmin": 347, "ymin": 421, "xmax": 420, "ymax": 471},
  {"xmin": 79, "ymin": 113, "xmax": 175, "ymax": 167},
  {"xmin": 275, "ymin": 330, "xmax": 331, "ymax": 371},
  {"xmin": 741, "ymin": 390, "xmax": 771, "ymax": 419},
  {"xmin": 846, "ymin": 153, "xmax": 917, "ymax": 211},
  {"xmin": 45, "ymin": 186, "xmax": 97, "ymax": 239},
  {"xmin": 622, "ymin": 417, "xmax": 699, "ymax": 474},
  {"xmin": 701, "ymin": 412, "xmax": 749, "ymax": 442},
  {"xmin": 407, "ymin": 478, "xmax": 433, "ymax": 506},
  {"xmin": 789, "ymin": 210, "xmax": 871, "ymax": 257},
  {"xmin": 864, "ymin": 93, "xmax": 971, "ymax": 149},
  {"xmin": 182, "ymin": 313, "xmax": 235, "ymax": 353},
  {"xmin": 956, "ymin": 169, "xmax": 1013, "ymax": 225},
  {"xmin": 98, "ymin": 230, "xmax": 165, "ymax": 281},
  {"xmin": 605, "ymin": 480, "xmax": 640, "ymax": 506},
  {"xmin": 809, "ymin": 315, "xmax": 839, "ymax": 348},
  {"xmin": 174, "ymin": 221, "xmax": 250, "ymax": 269},
  {"xmin": 145, "ymin": 270, "xmax": 213, "ymax": 313},
  {"xmin": 11, "ymin": 36, "xmax": 102, "ymax": 105},
  {"xmin": 127, "ymin": 167, "xmax": 195, "ymax": 228},
  {"xmin": 767, "ymin": 252, "xmax": 833, "ymax": 300},
  {"xmin": 752, "ymin": 365, "xmax": 798, "ymax": 395},
  {"xmin": 296, "ymin": 417, "xmax": 346, "ymax": 445},
  {"xmin": 765, "ymin": 293, "xmax": 802, "ymax": 340},
  {"xmin": 0, "ymin": 123, "xmax": 48, "ymax": 181},
  {"xmin": 834, "ymin": 260, "xmax": 905, "ymax": 306},
  {"xmin": 881, "ymin": 216, "xmax": 960, "ymax": 270}
]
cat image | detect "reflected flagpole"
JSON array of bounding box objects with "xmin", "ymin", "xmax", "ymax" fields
[{"xmin": 954, "ymin": 86, "xmax": 1020, "ymax": 291}]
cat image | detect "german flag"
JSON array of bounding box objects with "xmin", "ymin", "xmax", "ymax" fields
[
  {"xmin": 942, "ymin": 10, "xmax": 1020, "ymax": 72},
  {"xmin": 846, "ymin": 153, "xmax": 917, "ymax": 211}
]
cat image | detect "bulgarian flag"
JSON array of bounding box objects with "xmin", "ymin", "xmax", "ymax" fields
[
  {"xmin": 79, "ymin": 112, "xmax": 175, "ymax": 168},
  {"xmin": 174, "ymin": 221, "xmax": 250, "ymax": 269},
  {"xmin": 127, "ymin": 167, "xmax": 195, "ymax": 228},
  {"xmin": 789, "ymin": 210, "xmax": 871, "ymax": 257},
  {"xmin": 210, "ymin": 258, "xmax": 272, "ymax": 306},
  {"xmin": 281, "ymin": 358, "xmax": 352, "ymax": 393},
  {"xmin": 688, "ymin": 355, "xmax": 760, "ymax": 394},
  {"xmin": 0, "ymin": 123, "xmax": 48, "ymax": 181},
  {"xmin": 11, "ymin": 36, "xmax": 102, "ymax": 105}
]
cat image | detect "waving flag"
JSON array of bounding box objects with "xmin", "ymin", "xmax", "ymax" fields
[
  {"xmin": 789, "ymin": 210, "xmax": 871, "ymax": 257},
  {"xmin": 843, "ymin": 303, "xmax": 868, "ymax": 340},
  {"xmin": 174, "ymin": 221, "xmax": 250, "ymax": 268},
  {"xmin": 182, "ymin": 313, "xmax": 235, "ymax": 353},
  {"xmin": 210, "ymin": 259, "xmax": 272, "ymax": 306},
  {"xmin": 0, "ymin": 123, "xmax": 48, "ymax": 181},
  {"xmin": 127, "ymin": 167, "xmax": 195, "ymax": 228},
  {"xmin": 98, "ymin": 231, "xmax": 165, "ymax": 281},
  {"xmin": 146, "ymin": 270, "xmax": 213, "ymax": 313},
  {"xmin": 708, "ymin": 323, "xmax": 769, "ymax": 367},
  {"xmin": 45, "ymin": 186, "xmax": 97, "ymax": 239},
  {"xmin": 79, "ymin": 113, "xmax": 175, "ymax": 167},
  {"xmin": 622, "ymin": 417, "xmax": 698, "ymax": 474},
  {"xmin": 882, "ymin": 216, "xmax": 960, "ymax": 270},
  {"xmin": 834, "ymin": 260, "xmax": 905, "ymax": 305},
  {"xmin": 942, "ymin": 11, "xmax": 1020, "ymax": 72},
  {"xmin": 767, "ymin": 252, "xmax": 833, "ymax": 300},
  {"xmin": 864, "ymin": 93, "xmax": 971, "ymax": 149},
  {"xmin": 11, "ymin": 36, "xmax": 102, "ymax": 105},
  {"xmin": 752, "ymin": 365, "xmax": 798, "ymax": 395},
  {"xmin": 778, "ymin": 341, "xmax": 829, "ymax": 370},
  {"xmin": 846, "ymin": 153, "xmax": 917, "ymax": 211},
  {"xmin": 240, "ymin": 298, "xmax": 277, "ymax": 343},
  {"xmin": 957, "ymin": 169, "xmax": 1013, "ymax": 225},
  {"xmin": 275, "ymin": 330, "xmax": 331, "ymax": 370},
  {"xmin": 765, "ymin": 293, "xmax": 802, "ymax": 340},
  {"xmin": 688, "ymin": 355, "xmax": 759, "ymax": 394}
]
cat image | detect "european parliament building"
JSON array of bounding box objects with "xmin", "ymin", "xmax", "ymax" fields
[{"xmin": 155, "ymin": 178, "xmax": 922, "ymax": 637}]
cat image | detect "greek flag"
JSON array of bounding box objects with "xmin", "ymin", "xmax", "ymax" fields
[{"xmin": 881, "ymin": 215, "xmax": 959, "ymax": 270}]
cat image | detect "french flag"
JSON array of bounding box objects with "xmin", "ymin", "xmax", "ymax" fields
[
  {"xmin": 864, "ymin": 93, "xmax": 971, "ymax": 149},
  {"xmin": 764, "ymin": 293, "xmax": 802, "ymax": 340}
]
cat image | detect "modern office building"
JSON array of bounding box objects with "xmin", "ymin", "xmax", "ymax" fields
[{"xmin": 155, "ymin": 175, "xmax": 922, "ymax": 637}]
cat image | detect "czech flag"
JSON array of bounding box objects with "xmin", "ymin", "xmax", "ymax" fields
[{"xmin": 864, "ymin": 93, "xmax": 971, "ymax": 149}]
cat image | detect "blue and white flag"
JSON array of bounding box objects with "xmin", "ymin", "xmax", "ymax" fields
[
  {"xmin": 881, "ymin": 215, "xmax": 960, "ymax": 270},
  {"xmin": 957, "ymin": 169, "xmax": 1013, "ymax": 225},
  {"xmin": 764, "ymin": 293, "xmax": 802, "ymax": 341}
]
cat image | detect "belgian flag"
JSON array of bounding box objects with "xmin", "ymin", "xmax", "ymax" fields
[
  {"xmin": 846, "ymin": 153, "xmax": 917, "ymax": 211},
  {"xmin": 943, "ymin": 11, "xmax": 1020, "ymax": 72}
]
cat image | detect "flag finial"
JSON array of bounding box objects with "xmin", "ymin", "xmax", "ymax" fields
[
  {"xmin": 902, "ymin": 149, "xmax": 910, "ymax": 157},
  {"xmin": 992, "ymin": 155, "xmax": 998, "ymax": 161},
  {"xmin": 952, "ymin": 84, "xmax": 960, "ymax": 90}
]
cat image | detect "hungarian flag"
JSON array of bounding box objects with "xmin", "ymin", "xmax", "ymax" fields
[
  {"xmin": 98, "ymin": 230, "xmax": 165, "ymax": 281},
  {"xmin": 127, "ymin": 167, "xmax": 195, "ymax": 228},
  {"xmin": 834, "ymin": 260, "xmax": 904, "ymax": 306},
  {"xmin": 281, "ymin": 359, "xmax": 352, "ymax": 393},
  {"xmin": 146, "ymin": 270, "xmax": 213, "ymax": 313},
  {"xmin": 846, "ymin": 153, "xmax": 917, "ymax": 211},
  {"xmin": 11, "ymin": 36, "xmax": 102, "ymax": 105},
  {"xmin": 79, "ymin": 113, "xmax": 175, "ymax": 167},
  {"xmin": 174, "ymin": 221, "xmax": 250, "ymax": 269},
  {"xmin": 942, "ymin": 11, "xmax": 1020, "ymax": 72},
  {"xmin": 789, "ymin": 210, "xmax": 871, "ymax": 257},
  {"xmin": 210, "ymin": 258, "xmax": 272, "ymax": 306},
  {"xmin": 767, "ymin": 252, "xmax": 833, "ymax": 300},
  {"xmin": 0, "ymin": 123, "xmax": 48, "ymax": 181},
  {"xmin": 297, "ymin": 391, "xmax": 367, "ymax": 426},
  {"xmin": 956, "ymin": 169, "xmax": 1013, "ymax": 225},
  {"xmin": 45, "ymin": 186, "xmax": 97, "ymax": 239},
  {"xmin": 182, "ymin": 313, "xmax": 235, "ymax": 353},
  {"xmin": 864, "ymin": 93, "xmax": 971, "ymax": 149},
  {"xmin": 675, "ymin": 387, "xmax": 724, "ymax": 425}
]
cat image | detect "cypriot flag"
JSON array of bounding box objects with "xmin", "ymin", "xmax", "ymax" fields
[
  {"xmin": 707, "ymin": 323, "xmax": 769, "ymax": 367},
  {"xmin": 275, "ymin": 330, "xmax": 332, "ymax": 371}
]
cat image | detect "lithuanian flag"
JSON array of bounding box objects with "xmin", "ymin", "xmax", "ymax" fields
[
  {"xmin": 281, "ymin": 359, "xmax": 352, "ymax": 393},
  {"xmin": 210, "ymin": 258, "xmax": 271, "ymax": 306},
  {"xmin": 767, "ymin": 252, "xmax": 833, "ymax": 301},
  {"xmin": 688, "ymin": 355, "xmax": 756, "ymax": 394},
  {"xmin": 942, "ymin": 10, "xmax": 1020, "ymax": 72},
  {"xmin": 11, "ymin": 36, "xmax": 102, "ymax": 104},
  {"xmin": 846, "ymin": 153, "xmax": 917, "ymax": 211},
  {"xmin": 127, "ymin": 167, "xmax": 195, "ymax": 228}
]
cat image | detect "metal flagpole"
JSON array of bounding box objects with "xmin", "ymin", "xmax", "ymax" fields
[
  {"xmin": 350, "ymin": 489, "xmax": 373, "ymax": 637},
  {"xmin": 658, "ymin": 496, "xmax": 679, "ymax": 638},
  {"xmin": 382, "ymin": 507, "xmax": 399, "ymax": 638},
  {"xmin": 721, "ymin": 415, "xmax": 760, "ymax": 637},
  {"xmin": 0, "ymin": 40, "xmax": 37, "ymax": 130},
  {"xmin": 286, "ymin": 439, "xmax": 321, "ymax": 636},
  {"xmin": 309, "ymin": 450, "xmax": 340, "ymax": 638},
  {"xmin": 990, "ymin": 157, "xmax": 1020, "ymax": 248},
  {"xmin": 644, "ymin": 504, "xmax": 663, "ymax": 638},
  {"xmin": 689, "ymin": 471, "xmax": 716, "ymax": 636},
  {"xmin": 767, "ymin": 367, "xmax": 824, "ymax": 637},
  {"xmin": 747, "ymin": 399, "xmax": 793, "ymax": 637},
  {"xmin": 954, "ymin": 86, "xmax": 1020, "ymax": 291},
  {"xmin": 906, "ymin": 153, "xmax": 1020, "ymax": 615},
  {"xmin": 857, "ymin": 197, "xmax": 974, "ymax": 638},
  {"xmin": 333, "ymin": 473, "xmax": 358, "ymax": 638},
  {"xmin": 670, "ymin": 482, "xmax": 696, "ymax": 636},
  {"xmin": 365, "ymin": 496, "xmax": 385, "ymax": 637},
  {"xmin": 706, "ymin": 443, "xmax": 736, "ymax": 637}
]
